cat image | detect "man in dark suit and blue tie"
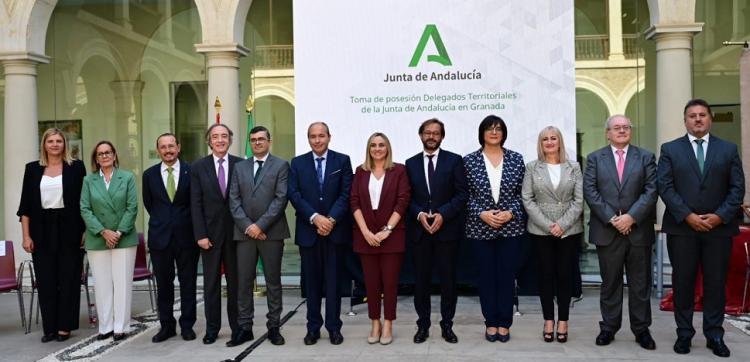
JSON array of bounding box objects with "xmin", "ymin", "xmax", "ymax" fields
[
  {"xmin": 288, "ymin": 122, "xmax": 353, "ymax": 345},
  {"xmin": 405, "ymin": 118, "xmax": 467, "ymax": 344},
  {"xmin": 190, "ymin": 124, "xmax": 243, "ymax": 345},
  {"xmin": 143, "ymin": 133, "xmax": 199, "ymax": 343},
  {"xmin": 658, "ymin": 99, "xmax": 745, "ymax": 357},
  {"xmin": 583, "ymin": 115, "xmax": 658, "ymax": 350}
]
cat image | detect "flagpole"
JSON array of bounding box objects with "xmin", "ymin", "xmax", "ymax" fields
[{"xmin": 214, "ymin": 96, "xmax": 222, "ymax": 124}]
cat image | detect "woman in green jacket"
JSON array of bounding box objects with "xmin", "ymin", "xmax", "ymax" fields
[{"xmin": 80, "ymin": 141, "xmax": 138, "ymax": 341}]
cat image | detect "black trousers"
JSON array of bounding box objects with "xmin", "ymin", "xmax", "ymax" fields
[
  {"xmin": 33, "ymin": 209, "xmax": 83, "ymax": 335},
  {"xmin": 151, "ymin": 240, "xmax": 200, "ymax": 331},
  {"xmin": 596, "ymin": 235, "xmax": 652, "ymax": 335},
  {"xmin": 412, "ymin": 233, "xmax": 458, "ymax": 329},
  {"xmin": 200, "ymin": 238, "xmax": 239, "ymax": 336},
  {"xmin": 667, "ymin": 234, "xmax": 732, "ymax": 339},
  {"xmin": 532, "ymin": 233, "xmax": 580, "ymax": 321}
]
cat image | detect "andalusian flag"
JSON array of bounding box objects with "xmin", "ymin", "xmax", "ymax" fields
[
  {"xmin": 244, "ymin": 95, "xmax": 263, "ymax": 273},
  {"xmin": 244, "ymin": 95, "xmax": 255, "ymax": 159}
]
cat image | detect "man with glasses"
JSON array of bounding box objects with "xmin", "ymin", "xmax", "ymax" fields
[
  {"xmin": 405, "ymin": 118, "xmax": 467, "ymax": 344},
  {"xmin": 583, "ymin": 115, "xmax": 658, "ymax": 350},
  {"xmin": 228, "ymin": 125, "xmax": 290, "ymax": 346},
  {"xmin": 143, "ymin": 133, "xmax": 199, "ymax": 343}
]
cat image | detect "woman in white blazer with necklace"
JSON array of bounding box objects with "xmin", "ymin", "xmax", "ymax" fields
[{"xmin": 521, "ymin": 126, "xmax": 583, "ymax": 344}]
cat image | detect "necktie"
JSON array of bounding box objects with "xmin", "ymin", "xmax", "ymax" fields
[
  {"xmin": 426, "ymin": 154, "xmax": 435, "ymax": 194},
  {"xmin": 254, "ymin": 160, "xmax": 264, "ymax": 184},
  {"xmin": 616, "ymin": 149, "xmax": 625, "ymax": 183},
  {"xmin": 316, "ymin": 157, "xmax": 325, "ymax": 193},
  {"xmin": 217, "ymin": 158, "xmax": 226, "ymax": 197},
  {"xmin": 166, "ymin": 166, "xmax": 176, "ymax": 202},
  {"xmin": 694, "ymin": 139, "xmax": 705, "ymax": 173}
]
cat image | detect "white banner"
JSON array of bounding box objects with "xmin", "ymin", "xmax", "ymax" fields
[{"xmin": 293, "ymin": 0, "xmax": 576, "ymax": 163}]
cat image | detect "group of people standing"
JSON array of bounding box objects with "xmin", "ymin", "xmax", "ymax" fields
[{"xmin": 17, "ymin": 98, "xmax": 743, "ymax": 358}]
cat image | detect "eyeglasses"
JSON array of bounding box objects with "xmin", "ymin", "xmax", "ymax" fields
[
  {"xmin": 250, "ymin": 137, "xmax": 268, "ymax": 144},
  {"xmin": 484, "ymin": 126, "xmax": 503, "ymax": 133},
  {"xmin": 609, "ymin": 125, "xmax": 632, "ymax": 132},
  {"xmin": 96, "ymin": 151, "xmax": 113, "ymax": 158}
]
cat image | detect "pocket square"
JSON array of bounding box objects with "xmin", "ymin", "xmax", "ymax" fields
[{"xmin": 329, "ymin": 169, "xmax": 342, "ymax": 175}]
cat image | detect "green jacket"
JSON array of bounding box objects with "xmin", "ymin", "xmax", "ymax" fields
[{"xmin": 80, "ymin": 168, "xmax": 138, "ymax": 250}]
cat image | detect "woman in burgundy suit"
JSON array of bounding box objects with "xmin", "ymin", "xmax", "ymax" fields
[{"xmin": 351, "ymin": 132, "xmax": 411, "ymax": 345}]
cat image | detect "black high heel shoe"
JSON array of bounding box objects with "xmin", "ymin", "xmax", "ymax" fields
[
  {"xmin": 556, "ymin": 321, "xmax": 568, "ymax": 343},
  {"xmin": 543, "ymin": 321, "xmax": 554, "ymax": 343}
]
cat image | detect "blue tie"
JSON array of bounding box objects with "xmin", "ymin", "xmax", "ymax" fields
[{"xmin": 316, "ymin": 157, "xmax": 325, "ymax": 193}]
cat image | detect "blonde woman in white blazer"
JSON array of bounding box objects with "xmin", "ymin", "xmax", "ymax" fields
[{"xmin": 521, "ymin": 126, "xmax": 583, "ymax": 344}]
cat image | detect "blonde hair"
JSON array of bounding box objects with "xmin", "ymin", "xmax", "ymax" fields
[
  {"xmin": 39, "ymin": 128, "xmax": 73, "ymax": 166},
  {"xmin": 536, "ymin": 126, "xmax": 568, "ymax": 163},
  {"xmin": 361, "ymin": 132, "xmax": 394, "ymax": 171}
]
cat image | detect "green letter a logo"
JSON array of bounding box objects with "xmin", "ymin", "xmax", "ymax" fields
[{"xmin": 409, "ymin": 24, "xmax": 452, "ymax": 67}]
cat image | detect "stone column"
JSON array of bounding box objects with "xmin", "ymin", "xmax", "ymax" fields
[
  {"xmin": 608, "ymin": 0, "xmax": 625, "ymax": 60},
  {"xmin": 646, "ymin": 24, "xmax": 703, "ymax": 223},
  {"xmin": 195, "ymin": 44, "xmax": 249, "ymax": 156},
  {"xmin": 109, "ymin": 80, "xmax": 144, "ymax": 231},
  {"xmin": 647, "ymin": 25, "xmax": 703, "ymax": 146},
  {"xmin": 2, "ymin": 57, "xmax": 47, "ymax": 263},
  {"xmin": 740, "ymin": 48, "xmax": 750, "ymax": 205},
  {"xmin": 114, "ymin": 0, "xmax": 133, "ymax": 31},
  {"xmin": 109, "ymin": 80, "xmax": 144, "ymax": 172}
]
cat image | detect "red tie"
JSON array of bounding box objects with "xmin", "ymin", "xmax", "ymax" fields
[{"xmin": 616, "ymin": 149, "xmax": 625, "ymax": 183}]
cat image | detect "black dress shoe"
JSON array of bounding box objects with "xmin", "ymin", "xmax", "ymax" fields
[
  {"xmin": 673, "ymin": 336, "xmax": 691, "ymax": 354},
  {"xmin": 152, "ymin": 328, "xmax": 176, "ymax": 343},
  {"xmin": 485, "ymin": 331, "xmax": 499, "ymax": 342},
  {"xmin": 303, "ymin": 331, "xmax": 320, "ymax": 345},
  {"xmin": 635, "ymin": 331, "xmax": 656, "ymax": 350},
  {"xmin": 226, "ymin": 329, "xmax": 254, "ymax": 347},
  {"xmin": 441, "ymin": 327, "xmax": 458, "ymax": 343},
  {"xmin": 56, "ymin": 333, "xmax": 71, "ymax": 342},
  {"xmin": 595, "ymin": 330, "xmax": 615, "ymax": 346},
  {"xmin": 329, "ymin": 330, "xmax": 344, "ymax": 345},
  {"xmin": 113, "ymin": 333, "xmax": 127, "ymax": 342},
  {"xmin": 413, "ymin": 327, "xmax": 429, "ymax": 343},
  {"xmin": 202, "ymin": 333, "xmax": 217, "ymax": 345},
  {"xmin": 41, "ymin": 334, "xmax": 56, "ymax": 343},
  {"xmin": 181, "ymin": 329, "xmax": 196, "ymax": 341},
  {"xmin": 267, "ymin": 328, "xmax": 285, "ymax": 345},
  {"xmin": 96, "ymin": 331, "xmax": 114, "ymax": 340},
  {"xmin": 706, "ymin": 337, "xmax": 730, "ymax": 357}
]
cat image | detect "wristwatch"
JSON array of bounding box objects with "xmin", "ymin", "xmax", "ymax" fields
[{"xmin": 381, "ymin": 225, "xmax": 394, "ymax": 232}]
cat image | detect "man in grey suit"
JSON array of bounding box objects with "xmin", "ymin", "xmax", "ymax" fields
[
  {"xmin": 228, "ymin": 125, "xmax": 290, "ymax": 347},
  {"xmin": 658, "ymin": 99, "xmax": 744, "ymax": 357},
  {"xmin": 583, "ymin": 114, "xmax": 658, "ymax": 350}
]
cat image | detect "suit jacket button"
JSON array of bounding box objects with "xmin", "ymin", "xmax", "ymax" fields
[{"xmin": 319, "ymin": 197, "xmax": 323, "ymax": 201}]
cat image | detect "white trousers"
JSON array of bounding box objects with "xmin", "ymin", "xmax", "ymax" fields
[{"xmin": 88, "ymin": 246, "xmax": 137, "ymax": 334}]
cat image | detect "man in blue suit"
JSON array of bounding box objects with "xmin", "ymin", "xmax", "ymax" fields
[
  {"xmin": 142, "ymin": 133, "xmax": 199, "ymax": 342},
  {"xmin": 405, "ymin": 118, "xmax": 468, "ymax": 344},
  {"xmin": 288, "ymin": 122, "xmax": 353, "ymax": 345},
  {"xmin": 658, "ymin": 99, "xmax": 745, "ymax": 357}
]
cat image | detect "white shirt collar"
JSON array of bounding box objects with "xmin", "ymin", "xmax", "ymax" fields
[
  {"xmin": 161, "ymin": 160, "xmax": 180, "ymax": 174},
  {"xmin": 423, "ymin": 148, "xmax": 440, "ymax": 158},
  {"xmin": 688, "ymin": 132, "xmax": 710, "ymax": 144},
  {"xmin": 253, "ymin": 153, "xmax": 269, "ymax": 163},
  {"xmin": 312, "ymin": 150, "xmax": 329, "ymax": 161}
]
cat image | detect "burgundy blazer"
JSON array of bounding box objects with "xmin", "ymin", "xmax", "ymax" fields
[{"xmin": 350, "ymin": 163, "xmax": 411, "ymax": 254}]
